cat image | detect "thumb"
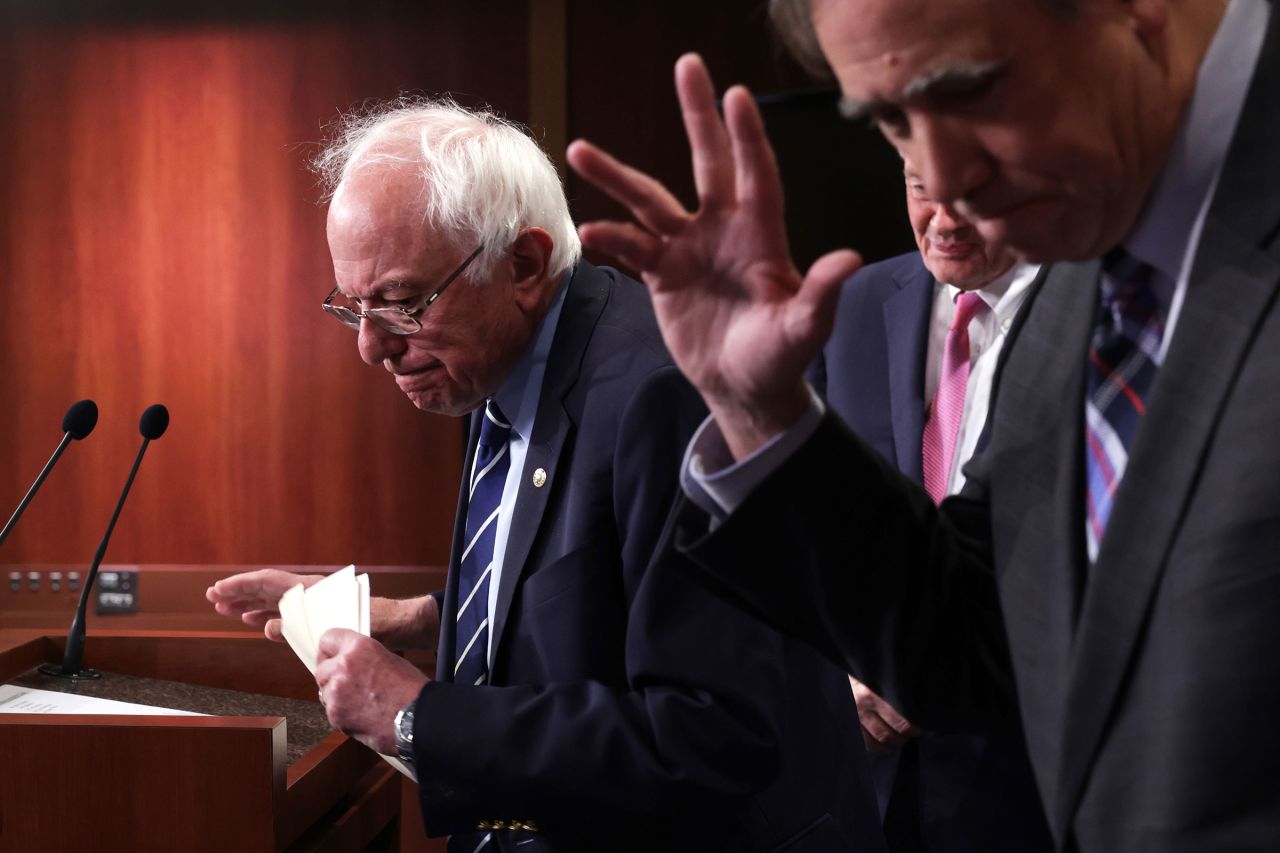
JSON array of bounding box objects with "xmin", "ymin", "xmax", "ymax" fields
[
  {"xmin": 802, "ymin": 249, "xmax": 861, "ymax": 308},
  {"xmin": 788, "ymin": 249, "xmax": 860, "ymax": 344},
  {"xmin": 316, "ymin": 627, "xmax": 357, "ymax": 660}
]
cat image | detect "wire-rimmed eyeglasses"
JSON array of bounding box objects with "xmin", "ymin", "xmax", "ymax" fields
[{"xmin": 321, "ymin": 244, "xmax": 485, "ymax": 335}]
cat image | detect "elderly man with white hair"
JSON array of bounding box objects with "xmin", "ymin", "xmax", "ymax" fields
[{"xmin": 208, "ymin": 100, "xmax": 884, "ymax": 853}]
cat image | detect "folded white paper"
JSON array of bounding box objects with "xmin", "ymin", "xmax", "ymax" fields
[{"xmin": 278, "ymin": 564, "xmax": 416, "ymax": 781}]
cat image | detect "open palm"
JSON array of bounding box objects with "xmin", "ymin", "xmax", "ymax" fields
[{"xmin": 568, "ymin": 54, "xmax": 859, "ymax": 458}]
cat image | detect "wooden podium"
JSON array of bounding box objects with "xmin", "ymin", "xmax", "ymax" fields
[{"xmin": 0, "ymin": 630, "xmax": 405, "ymax": 852}]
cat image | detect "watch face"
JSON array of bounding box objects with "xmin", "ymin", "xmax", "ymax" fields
[
  {"xmin": 399, "ymin": 710, "xmax": 414, "ymax": 744},
  {"xmin": 396, "ymin": 705, "xmax": 415, "ymax": 763}
]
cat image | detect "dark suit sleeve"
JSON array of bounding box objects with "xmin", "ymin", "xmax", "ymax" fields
[
  {"xmin": 679, "ymin": 409, "xmax": 1018, "ymax": 734},
  {"xmin": 413, "ymin": 366, "xmax": 791, "ymax": 839},
  {"xmin": 807, "ymin": 349, "xmax": 828, "ymax": 397}
]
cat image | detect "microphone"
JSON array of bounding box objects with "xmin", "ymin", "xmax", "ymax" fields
[
  {"xmin": 0, "ymin": 400, "xmax": 98, "ymax": 549},
  {"xmin": 41, "ymin": 404, "xmax": 170, "ymax": 680}
]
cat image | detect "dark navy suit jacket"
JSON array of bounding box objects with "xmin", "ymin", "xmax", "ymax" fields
[
  {"xmin": 411, "ymin": 261, "xmax": 885, "ymax": 852},
  {"xmin": 811, "ymin": 252, "xmax": 1052, "ymax": 853}
]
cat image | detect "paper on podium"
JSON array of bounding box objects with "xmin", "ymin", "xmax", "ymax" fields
[
  {"xmin": 278, "ymin": 565, "xmax": 415, "ymax": 781},
  {"xmin": 0, "ymin": 684, "xmax": 207, "ymax": 717}
]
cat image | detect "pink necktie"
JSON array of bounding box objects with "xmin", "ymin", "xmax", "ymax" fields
[{"xmin": 922, "ymin": 292, "xmax": 987, "ymax": 505}]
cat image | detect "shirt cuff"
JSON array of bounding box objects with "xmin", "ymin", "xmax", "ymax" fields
[{"xmin": 680, "ymin": 386, "xmax": 826, "ymax": 520}]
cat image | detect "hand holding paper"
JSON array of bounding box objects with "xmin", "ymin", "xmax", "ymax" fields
[
  {"xmin": 275, "ymin": 565, "xmax": 370, "ymax": 673},
  {"xmin": 274, "ymin": 566, "xmax": 425, "ymax": 780},
  {"xmin": 315, "ymin": 628, "xmax": 428, "ymax": 768}
]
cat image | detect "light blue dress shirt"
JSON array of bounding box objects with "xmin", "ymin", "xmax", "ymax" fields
[{"xmin": 470, "ymin": 271, "xmax": 569, "ymax": 661}]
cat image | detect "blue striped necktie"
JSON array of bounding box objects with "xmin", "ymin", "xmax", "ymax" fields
[
  {"xmin": 449, "ymin": 405, "xmax": 551, "ymax": 853},
  {"xmin": 454, "ymin": 400, "xmax": 510, "ymax": 687},
  {"xmin": 1084, "ymin": 251, "xmax": 1164, "ymax": 562}
]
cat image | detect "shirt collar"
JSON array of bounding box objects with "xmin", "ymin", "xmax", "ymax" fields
[
  {"xmin": 490, "ymin": 267, "xmax": 572, "ymax": 442},
  {"xmin": 943, "ymin": 261, "xmax": 1041, "ymax": 327},
  {"xmin": 1123, "ymin": 0, "xmax": 1269, "ymax": 284}
]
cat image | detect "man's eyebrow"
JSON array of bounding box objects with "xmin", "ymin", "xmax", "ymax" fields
[
  {"xmin": 901, "ymin": 59, "xmax": 1009, "ymax": 101},
  {"xmin": 374, "ymin": 279, "xmax": 426, "ymax": 296},
  {"xmin": 837, "ymin": 59, "xmax": 1010, "ymax": 121},
  {"xmin": 837, "ymin": 94, "xmax": 875, "ymax": 122},
  {"xmin": 335, "ymin": 279, "xmax": 421, "ymax": 301}
]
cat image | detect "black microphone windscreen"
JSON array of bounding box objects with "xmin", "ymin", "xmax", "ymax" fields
[
  {"xmin": 62, "ymin": 399, "xmax": 99, "ymax": 440},
  {"xmin": 139, "ymin": 404, "xmax": 170, "ymax": 440}
]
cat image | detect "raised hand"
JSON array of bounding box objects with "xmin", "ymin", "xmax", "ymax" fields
[{"xmin": 568, "ymin": 53, "xmax": 860, "ymax": 460}]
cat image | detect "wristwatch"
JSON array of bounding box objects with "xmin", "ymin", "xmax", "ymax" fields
[{"xmin": 393, "ymin": 700, "xmax": 416, "ymax": 766}]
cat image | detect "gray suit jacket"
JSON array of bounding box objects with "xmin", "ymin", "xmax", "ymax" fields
[{"xmin": 678, "ymin": 7, "xmax": 1280, "ymax": 851}]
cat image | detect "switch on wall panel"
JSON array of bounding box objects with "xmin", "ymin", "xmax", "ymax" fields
[{"xmin": 95, "ymin": 570, "xmax": 139, "ymax": 615}]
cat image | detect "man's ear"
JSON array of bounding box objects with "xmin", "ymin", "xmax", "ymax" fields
[{"xmin": 508, "ymin": 227, "xmax": 555, "ymax": 311}]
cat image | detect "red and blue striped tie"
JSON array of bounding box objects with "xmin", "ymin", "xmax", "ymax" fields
[{"xmin": 1084, "ymin": 252, "xmax": 1164, "ymax": 562}]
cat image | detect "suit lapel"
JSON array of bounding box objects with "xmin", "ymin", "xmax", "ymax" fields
[
  {"xmin": 1057, "ymin": 17, "xmax": 1280, "ymax": 827},
  {"xmin": 488, "ymin": 266, "xmax": 609, "ymax": 664},
  {"xmin": 985, "ymin": 260, "xmax": 1095, "ymax": 833},
  {"xmin": 883, "ymin": 262, "xmax": 934, "ymax": 482}
]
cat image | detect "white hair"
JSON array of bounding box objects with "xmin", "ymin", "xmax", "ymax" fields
[{"xmin": 313, "ymin": 97, "xmax": 581, "ymax": 280}]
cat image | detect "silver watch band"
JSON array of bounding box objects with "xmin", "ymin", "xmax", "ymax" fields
[{"xmin": 394, "ymin": 701, "xmax": 416, "ymax": 765}]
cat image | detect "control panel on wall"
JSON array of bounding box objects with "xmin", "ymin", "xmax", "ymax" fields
[
  {"xmin": 3, "ymin": 567, "xmax": 139, "ymax": 614},
  {"xmin": 95, "ymin": 570, "xmax": 139, "ymax": 614}
]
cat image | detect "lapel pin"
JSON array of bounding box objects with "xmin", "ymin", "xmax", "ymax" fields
[{"xmin": 532, "ymin": 467, "xmax": 548, "ymax": 488}]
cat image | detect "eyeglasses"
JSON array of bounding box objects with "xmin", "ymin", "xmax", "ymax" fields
[{"xmin": 321, "ymin": 244, "xmax": 485, "ymax": 335}]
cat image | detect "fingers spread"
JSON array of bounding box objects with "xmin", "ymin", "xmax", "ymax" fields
[
  {"xmin": 724, "ymin": 84, "xmax": 784, "ymax": 221},
  {"xmin": 675, "ymin": 53, "xmax": 735, "ymax": 211},
  {"xmin": 577, "ymin": 221, "xmax": 665, "ymax": 277},
  {"xmin": 567, "ymin": 140, "xmax": 689, "ymax": 236}
]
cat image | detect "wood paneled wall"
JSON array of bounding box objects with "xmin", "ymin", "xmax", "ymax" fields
[
  {"xmin": 0, "ymin": 3, "xmax": 530, "ymax": 566},
  {"xmin": 0, "ymin": 0, "xmax": 909, "ymax": 569}
]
